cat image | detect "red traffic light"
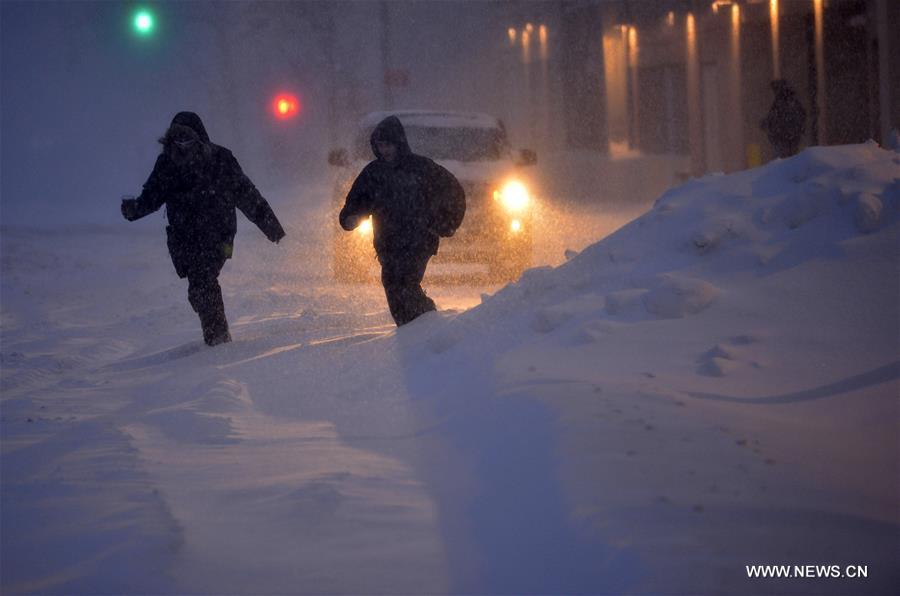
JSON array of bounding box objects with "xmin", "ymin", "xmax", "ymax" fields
[{"xmin": 272, "ymin": 93, "xmax": 300, "ymax": 119}]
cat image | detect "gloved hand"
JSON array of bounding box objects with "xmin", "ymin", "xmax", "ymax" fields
[
  {"xmin": 271, "ymin": 228, "xmax": 286, "ymax": 245},
  {"xmin": 121, "ymin": 198, "xmax": 139, "ymax": 221},
  {"xmin": 340, "ymin": 214, "xmax": 362, "ymax": 232}
]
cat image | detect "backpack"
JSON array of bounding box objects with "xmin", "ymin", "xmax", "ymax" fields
[{"xmin": 430, "ymin": 164, "xmax": 466, "ymax": 238}]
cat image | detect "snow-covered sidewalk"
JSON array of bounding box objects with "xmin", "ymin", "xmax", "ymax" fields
[{"xmin": 2, "ymin": 144, "xmax": 898, "ymax": 594}]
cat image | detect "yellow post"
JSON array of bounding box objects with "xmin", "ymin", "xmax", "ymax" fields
[{"xmin": 746, "ymin": 143, "xmax": 762, "ymax": 168}]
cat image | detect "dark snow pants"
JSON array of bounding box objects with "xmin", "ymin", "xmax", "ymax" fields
[
  {"xmin": 379, "ymin": 250, "xmax": 436, "ymax": 326},
  {"xmin": 186, "ymin": 261, "xmax": 230, "ymax": 346}
]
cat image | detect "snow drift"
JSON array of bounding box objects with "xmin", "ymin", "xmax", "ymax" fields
[{"xmin": 400, "ymin": 141, "xmax": 900, "ymax": 594}]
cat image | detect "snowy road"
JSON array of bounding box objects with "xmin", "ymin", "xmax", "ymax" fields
[
  {"xmin": 0, "ymin": 190, "xmax": 645, "ymax": 593},
  {"xmin": 3, "ymin": 146, "xmax": 899, "ymax": 596}
]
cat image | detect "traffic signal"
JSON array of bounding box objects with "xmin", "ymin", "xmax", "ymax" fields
[
  {"xmin": 132, "ymin": 8, "xmax": 155, "ymax": 36},
  {"xmin": 272, "ymin": 93, "xmax": 300, "ymax": 120}
]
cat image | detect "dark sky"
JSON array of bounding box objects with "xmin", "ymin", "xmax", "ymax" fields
[
  {"xmin": 2, "ymin": 1, "xmax": 216, "ymax": 225},
  {"xmin": 1, "ymin": 1, "xmax": 521, "ymax": 227}
]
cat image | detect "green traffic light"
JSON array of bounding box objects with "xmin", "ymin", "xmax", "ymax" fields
[{"xmin": 133, "ymin": 9, "xmax": 155, "ymax": 36}]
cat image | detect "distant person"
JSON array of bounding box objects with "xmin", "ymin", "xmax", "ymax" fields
[
  {"xmin": 121, "ymin": 111, "xmax": 285, "ymax": 346},
  {"xmin": 339, "ymin": 115, "xmax": 465, "ymax": 326},
  {"xmin": 760, "ymin": 79, "xmax": 807, "ymax": 159}
]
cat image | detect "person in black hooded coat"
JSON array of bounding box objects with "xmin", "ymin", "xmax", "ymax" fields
[
  {"xmin": 339, "ymin": 115, "xmax": 465, "ymax": 326},
  {"xmin": 761, "ymin": 79, "xmax": 807, "ymax": 159},
  {"xmin": 122, "ymin": 111, "xmax": 286, "ymax": 345}
]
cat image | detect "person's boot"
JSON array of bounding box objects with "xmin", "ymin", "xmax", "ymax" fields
[
  {"xmin": 211, "ymin": 322, "xmax": 232, "ymax": 345},
  {"xmin": 422, "ymin": 294, "xmax": 436, "ymax": 314},
  {"xmin": 199, "ymin": 309, "xmax": 231, "ymax": 346},
  {"xmin": 207, "ymin": 326, "xmax": 231, "ymax": 346},
  {"xmin": 408, "ymin": 287, "xmax": 436, "ymax": 324}
]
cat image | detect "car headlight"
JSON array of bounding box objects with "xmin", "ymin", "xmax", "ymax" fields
[
  {"xmin": 494, "ymin": 180, "xmax": 530, "ymax": 212},
  {"xmin": 356, "ymin": 216, "xmax": 373, "ymax": 236}
]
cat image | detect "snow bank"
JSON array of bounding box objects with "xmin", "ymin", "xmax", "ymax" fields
[
  {"xmin": 412, "ymin": 142, "xmax": 900, "ymax": 593},
  {"xmin": 467, "ymin": 143, "xmax": 898, "ymax": 327}
]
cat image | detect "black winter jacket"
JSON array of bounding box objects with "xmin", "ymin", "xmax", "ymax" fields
[
  {"xmin": 761, "ymin": 86, "xmax": 806, "ymax": 145},
  {"xmin": 125, "ymin": 115, "xmax": 285, "ymax": 278},
  {"xmin": 339, "ymin": 116, "xmax": 465, "ymax": 258}
]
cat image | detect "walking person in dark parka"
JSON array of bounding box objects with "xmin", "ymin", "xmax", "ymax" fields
[
  {"xmin": 761, "ymin": 79, "xmax": 807, "ymax": 159},
  {"xmin": 122, "ymin": 111, "xmax": 286, "ymax": 346},
  {"xmin": 339, "ymin": 115, "xmax": 465, "ymax": 326}
]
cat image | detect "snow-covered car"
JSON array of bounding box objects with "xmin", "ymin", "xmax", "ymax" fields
[{"xmin": 327, "ymin": 110, "xmax": 538, "ymax": 282}]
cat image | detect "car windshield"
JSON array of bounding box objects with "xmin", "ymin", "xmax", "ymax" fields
[{"xmin": 354, "ymin": 125, "xmax": 507, "ymax": 162}]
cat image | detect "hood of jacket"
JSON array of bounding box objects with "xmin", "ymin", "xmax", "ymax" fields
[
  {"xmin": 370, "ymin": 116, "xmax": 412, "ymax": 162},
  {"xmin": 770, "ymin": 79, "xmax": 798, "ymax": 99},
  {"xmin": 170, "ymin": 111, "xmax": 211, "ymax": 143}
]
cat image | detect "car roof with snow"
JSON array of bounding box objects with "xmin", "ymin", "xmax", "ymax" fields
[{"xmin": 358, "ymin": 110, "xmax": 502, "ymax": 131}]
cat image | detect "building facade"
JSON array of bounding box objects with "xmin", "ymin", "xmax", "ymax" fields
[{"xmin": 545, "ymin": 0, "xmax": 900, "ymax": 175}]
